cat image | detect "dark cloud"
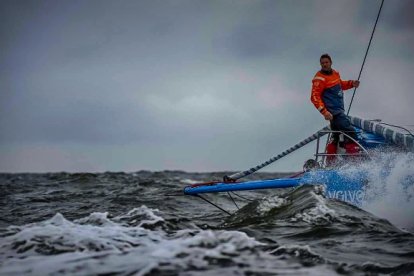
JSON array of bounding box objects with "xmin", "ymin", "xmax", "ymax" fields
[
  {"xmin": 0, "ymin": 0, "xmax": 413, "ymax": 172},
  {"xmin": 382, "ymin": 0, "xmax": 414, "ymax": 31},
  {"xmin": 219, "ymin": 22, "xmax": 291, "ymax": 58}
]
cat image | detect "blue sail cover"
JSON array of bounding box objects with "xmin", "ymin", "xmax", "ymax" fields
[{"xmin": 350, "ymin": 116, "xmax": 414, "ymax": 151}]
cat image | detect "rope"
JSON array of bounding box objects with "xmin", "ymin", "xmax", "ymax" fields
[
  {"xmin": 227, "ymin": 192, "xmax": 240, "ymax": 210},
  {"xmin": 196, "ymin": 195, "xmax": 232, "ymax": 215},
  {"xmin": 230, "ymin": 191, "xmax": 255, "ymax": 202},
  {"xmin": 224, "ymin": 126, "xmax": 329, "ymax": 181},
  {"xmin": 347, "ymin": 0, "xmax": 385, "ymax": 115}
]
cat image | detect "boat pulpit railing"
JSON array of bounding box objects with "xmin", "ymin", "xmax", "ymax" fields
[{"xmin": 314, "ymin": 130, "xmax": 370, "ymax": 166}]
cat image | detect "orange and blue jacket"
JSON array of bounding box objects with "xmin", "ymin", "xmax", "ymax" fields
[{"xmin": 310, "ymin": 70, "xmax": 354, "ymax": 116}]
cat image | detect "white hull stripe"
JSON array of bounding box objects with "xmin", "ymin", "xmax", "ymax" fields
[{"xmin": 350, "ymin": 116, "xmax": 414, "ymax": 151}]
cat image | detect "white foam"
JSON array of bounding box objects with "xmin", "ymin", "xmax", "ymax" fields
[
  {"xmin": 272, "ymin": 244, "xmax": 319, "ymax": 258},
  {"xmin": 0, "ymin": 210, "xmax": 273, "ymax": 275},
  {"xmin": 256, "ymin": 195, "xmax": 288, "ymax": 213},
  {"xmin": 340, "ymin": 150, "xmax": 414, "ymax": 230},
  {"xmin": 290, "ymin": 188, "xmax": 336, "ymax": 224},
  {"xmin": 0, "ymin": 212, "xmax": 157, "ymax": 259},
  {"xmin": 75, "ymin": 212, "xmax": 117, "ymax": 226},
  {"xmin": 181, "ymin": 178, "xmax": 199, "ymax": 184},
  {"xmin": 112, "ymin": 206, "xmax": 165, "ymax": 227}
]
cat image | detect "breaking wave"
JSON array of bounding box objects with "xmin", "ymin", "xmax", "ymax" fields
[
  {"xmin": 1, "ymin": 170, "xmax": 413, "ymax": 275},
  {"xmin": 339, "ymin": 150, "xmax": 414, "ymax": 230}
]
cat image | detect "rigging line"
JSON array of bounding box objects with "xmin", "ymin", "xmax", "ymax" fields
[
  {"xmin": 347, "ymin": 0, "xmax": 385, "ymax": 115},
  {"xmin": 227, "ymin": 192, "xmax": 240, "ymax": 210},
  {"xmin": 230, "ymin": 191, "xmax": 255, "ymax": 202},
  {"xmin": 195, "ymin": 195, "xmax": 232, "ymax": 216},
  {"xmin": 378, "ymin": 122, "xmax": 414, "ymax": 138},
  {"xmin": 226, "ymin": 126, "xmax": 329, "ymax": 181}
]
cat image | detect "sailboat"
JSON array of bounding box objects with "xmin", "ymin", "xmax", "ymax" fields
[
  {"xmin": 182, "ymin": 0, "xmax": 413, "ymax": 213},
  {"xmin": 183, "ymin": 116, "xmax": 413, "ymax": 211}
]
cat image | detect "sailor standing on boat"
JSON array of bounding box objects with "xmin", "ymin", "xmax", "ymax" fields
[{"xmin": 310, "ymin": 54, "xmax": 360, "ymax": 155}]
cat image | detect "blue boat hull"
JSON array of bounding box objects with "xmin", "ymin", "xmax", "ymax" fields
[{"xmin": 184, "ymin": 170, "xmax": 366, "ymax": 206}]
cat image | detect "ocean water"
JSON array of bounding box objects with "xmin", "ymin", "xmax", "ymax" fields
[{"xmin": 1, "ymin": 153, "xmax": 414, "ymax": 275}]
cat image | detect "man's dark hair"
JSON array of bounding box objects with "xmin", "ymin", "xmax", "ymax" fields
[{"xmin": 320, "ymin": 54, "xmax": 332, "ymax": 63}]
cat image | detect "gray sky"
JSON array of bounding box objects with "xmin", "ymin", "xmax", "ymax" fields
[{"xmin": 1, "ymin": 0, "xmax": 413, "ymax": 173}]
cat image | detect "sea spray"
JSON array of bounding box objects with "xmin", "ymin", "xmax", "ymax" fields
[{"xmin": 340, "ymin": 150, "xmax": 414, "ymax": 230}]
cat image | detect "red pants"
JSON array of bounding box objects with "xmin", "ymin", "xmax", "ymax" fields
[{"xmin": 325, "ymin": 141, "xmax": 360, "ymax": 166}]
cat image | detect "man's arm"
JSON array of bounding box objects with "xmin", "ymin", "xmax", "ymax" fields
[
  {"xmin": 341, "ymin": 79, "xmax": 360, "ymax": 90},
  {"xmin": 311, "ymin": 78, "xmax": 332, "ymax": 120}
]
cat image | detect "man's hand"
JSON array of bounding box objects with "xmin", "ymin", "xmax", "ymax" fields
[
  {"xmin": 323, "ymin": 111, "xmax": 333, "ymax": 121},
  {"xmin": 352, "ymin": 80, "xmax": 360, "ymax": 88}
]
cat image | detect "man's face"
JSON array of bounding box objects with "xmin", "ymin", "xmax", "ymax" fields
[{"xmin": 320, "ymin": 58, "xmax": 332, "ymax": 71}]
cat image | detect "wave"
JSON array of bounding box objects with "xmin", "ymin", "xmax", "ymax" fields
[
  {"xmin": 1, "ymin": 168, "xmax": 413, "ymax": 275},
  {"xmin": 1, "ymin": 206, "xmax": 315, "ymax": 275},
  {"xmin": 338, "ymin": 150, "xmax": 414, "ymax": 231}
]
